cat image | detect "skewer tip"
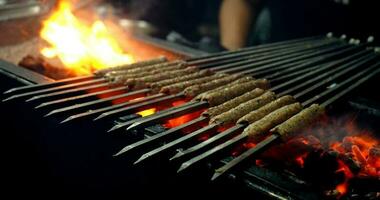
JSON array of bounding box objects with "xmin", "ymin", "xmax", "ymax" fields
[
  {"xmin": 107, "ymin": 125, "xmax": 121, "ymax": 133},
  {"xmin": 177, "ymin": 162, "xmax": 191, "ymax": 173},
  {"xmin": 2, "ymin": 96, "xmax": 15, "ymax": 102},
  {"xmin": 3, "ymin": 88, "xmax": 17, "ymax": 94},
  {"xmin": 60, "ymin": 116, "xmax": 74, "ymax": 124},
  {"xmin": 113, "ymin": 145, "xmax": 133, "ymax": 157},
  {"xmin": 44, "ymin": 110, "xmax": 57, "ymax": 117},
  {"xmin": 93, "ymin": 113, "xmax": 107, "ymax": 121},
  {"xmin": 25, "ymin": 96, "xmax": 38, "ymax": 102},
  {"xmin": 126, "ymin": 122, "xmax": 141, "ymax": 131},
  {"xmin": 35, "ymin": 103, "xmax": 48, "ymax": 109},
  {"xmin": 134, "ymin": 153, "xmax": 150, "ymax": 165},
  {"xmin": 210, "ymin": 171, "xmax": 223, "ymax": 181},
  {"xmin": 169, "ymin": 151, "xmax": 184, "ymax": 161}
]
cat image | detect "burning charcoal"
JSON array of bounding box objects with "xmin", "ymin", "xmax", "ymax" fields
[
  {"xmin": 352, "ymin": 145, "xmax": 368, "ymax": 166},
  {"xmin": 327, "ymin": 149, "xmax": 340, "ymax": 158},
  {"xmin": 369, "ymin": 147, "xmax": 380, "ymax": 158},
  {"xmin": 338, "ymin": 153, "xmax": 361, "ymax": 175},
  {"xmin": 342, "ymin": 136, "xmax": 354, "ymax": 152}
]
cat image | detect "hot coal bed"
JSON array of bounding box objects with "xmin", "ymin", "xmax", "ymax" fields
[{"xmin": 1, "ymin": 35, "xmax": 379, "ymax": 199}]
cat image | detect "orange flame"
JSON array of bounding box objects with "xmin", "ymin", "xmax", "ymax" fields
[{"xmin": 40, "ymin": 1, "xmax": 134, "ymax": 75}]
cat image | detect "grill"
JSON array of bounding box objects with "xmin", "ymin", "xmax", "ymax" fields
[{"xmin": 2, "ymin": 34, "xmax": 380, "ymax": 199}]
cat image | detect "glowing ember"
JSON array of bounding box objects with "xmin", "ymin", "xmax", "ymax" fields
[
  {"xmin": 137, "ymin": 108, "xmax": 156, "ymax": 117},
  {"xmin": 40, "ymin": 1, "xmax": 134, "ymax": 75},
  {"xmin": 163, "ymin": 100, "xmax": 204, "ymax": 129},
  {"xmin": 335, "ymin": 160, "xmax": 354, "ymax": 196}
]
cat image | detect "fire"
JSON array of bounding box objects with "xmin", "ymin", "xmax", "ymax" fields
[
  {"xmin": 335, "ymin": 160, "xmax": 354, "ymax": 196},
  {"xmin": 40, "ymin": 1, "xmax": 134, "ymax": 75},
  {"xmin": 163, "ymin": 100, "xmax": 205, "ymax": 129},
  {"xmin": 137, "ymin": 108, "xmax": 156, "ymax": 117}
]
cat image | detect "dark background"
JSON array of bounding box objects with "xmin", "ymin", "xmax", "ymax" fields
[{"xmin": 111, "ymin": 0, "xmax": 380, "ymax": 51}]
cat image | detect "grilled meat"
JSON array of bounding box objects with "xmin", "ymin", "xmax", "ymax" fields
[
  {"xmin": 237, "ymin": 95, "xmax": 296, "ymax": 124},
  {"xmin": 203, "ymin": 88, "xmax": 266, "ymax": 118},
  {"xmin": 200, "ymin": 79, "xmax": 269, "ymax": 106},
  {"xmin": 159, "ymin": 73, "xmax": 227, "ymax": 94},
  {"xmin": 242, "ymin": 102, "xmax": 302, "ymax": 141},
  {"xmin": 210, "ymin": 91, "xmax": 276, "ymax": 125},
  {"xmin": 149, "ymin": 70, "xmax": 213, "ymax": 93},
  {"xmin": 273, "ymin": 104, "xmax": 325, "ymax": 140},
  {"xmin": 183, "ymin": 74, "xmax": 243, "ymax": 97},
  {"xmin": 125, "ymin": 67, "xmax": 199, "ymax": 89},
  {"xmin": 94, "ymin": 56, "xmax": 167, "ymax": 76},
  {"xmin": 109, "ymin": 62, "xmax": 187, "ymax": 84}
]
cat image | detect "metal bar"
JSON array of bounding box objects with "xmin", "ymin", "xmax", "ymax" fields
[
  {"xmin": 126, "ymin": 101, "xmax": 209, "ymax": 131},
  {"xmin": 211, "ymin": 134, "xmax": 279, "ymax": 181},
  {"xmin": 114, "ymin": 116, "xmax": 208, "ymax": 157},
  {"xmin": 197, "ymin": 39, "xmax": 340, "ymax": 71},
  {"xmin": 186, "ymin": 35, "xmax": 326, "ymax": 63},
  {"xmin": 301, "ymin": 61, "xmax": 380, "ymax": 107},
  {"xmin": 34, "ymin": 86, "xmax": 128, "ymax": 109},
  {"xmin": 240, "ymin": 43, "xmax": 363, "ymax": 76},
  {"xmin": 108, "ymin": 101, "xmax": 208, "ymax": 132},
  {"xmin": 2, "ymin": 78, "xmax": 105, "ymax": 102},
  {"xmin": 106, "ymin": 93, "xmax": 188, "ymax": 132},
  {"xmin": 178, "ymin": 133, "xmax": 248, "ymax": 172},
  {"xmin": 171, "ymin": 124, "xmax": 244, "ymax": 162},
  {"xmin": 45, "ymin": 89, "xmax": 150, "ymax": 117},
  {"xmin": 254, "ymin": 46, "xmax": 368, "ymax": 79},
  {"xmin": 94, "ymin": 93, "xmax": 184, "ymax": 121},
  {"xmin": 291, "ymin": 53, "xmax": 378, "ymax": 98},
  {"xmin": 60, "ymin": 93, "xmax": 165, "ymax": 123},
  {"xmin": 220, "ymin": 42, "xmax": 347, "ymax": 74},
  {"xmin": 3, "ymin": 75, "xmax": 94, "ymax": 94},
  {"xmin": 134, "ymin": 122, "xmax": 220, "ymax": 164},
  {"xmin": 24, "ymin": 82, "xmax": 111, "ymax": 102},
  {"xmin": 262, "ymin": 45, "xmax": 369, "ymax": 80},
  {"xmin": 322, "ymin": 66, "xmax": 380, "ymax": 107}
]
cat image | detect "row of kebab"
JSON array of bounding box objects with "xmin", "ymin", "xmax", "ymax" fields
[{"xmin": 3, "ymin": 35, "xmax": 380, "ymax": 180}]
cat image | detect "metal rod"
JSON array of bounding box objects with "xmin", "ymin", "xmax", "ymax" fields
[
  {"xmin": 24, "ymin": 82, "xmax": 111, "ymax": 102},
  {"xmin": 291, "ymin": 53, "xmax": 378, "ymax": 98},
  {"xmin": 2, "ymin": 78, "xmax": 105, "ymax": 102},
  {"xmin": 179, "ymin": 133, "xmax": 248, "ymax": 172},
  {"xmin": 220, "ymin": 42, "xmax": 347, "ymax": 74},
  {"xmin": 34, "ymin": 86, "xmax": 128, "ymax": 109},
  {"xmin": 211, "ymin": 134, "xmax": 278, "ymax": 181},
  {"xmin": 45, "ymin": 89, "xmax": 150, "ymax": 117},
  {"xmin": 240, "ymin": 43, "xmax": 364, "ymax": 76},
  {"xmin": 171, "ymin": 125, "xmax": 243, "ymax": 162},
  {"xmin": 267, "ymin": 48, "xmax": 372, "ymax": 83},
  {"xmin": 134, "ymin": 122, "xmax": 220, "ymax": 164},
  {"xmin": 108, "ymin": 101, "xmax": 208, "ymax": 133},
  {"xmin": 186, "ymin": 35, "xmax": 326, "ymax": 64},
  {"xmin": 3, "ymin": 75, "xmax": 94, "ymax": 94},
  {"xmin": 306, "ymin": 61, "xmax": 380, "ymax": 107},
  {"xmin": 60, "ymin": 93, "xmax": 165, "ymax": 123},
  {"xmin": 114, "ymin": 116, "xmax": 208, "ymax": 157},
  {"xmin": 126, "ymin": 101, "xmax": 209, "ymax": 131},
  {"xmin": 255, "ymin": 45, "xmax": 368, "ymax": 79},
  {"xmin": 276, "ymin": 52, "xmax": 377, "ymax": 94},
  {"xmin": 198, "ymin": 39, "xmax": 340, "ymax": 71},
  {"xmin": 93, "ymin": 93, "xmax": 184, "ymax": 122}
]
